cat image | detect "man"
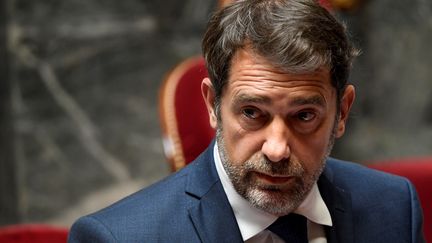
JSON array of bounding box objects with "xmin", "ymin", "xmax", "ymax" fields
[{"xmin": 69, "ymin": 0, "xmax": 425, "ymax": 242}]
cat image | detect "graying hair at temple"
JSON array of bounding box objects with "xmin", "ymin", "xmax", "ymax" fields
[{"xmin": 202, "ymin": 0, "xmax": 359, "ymax": 109}]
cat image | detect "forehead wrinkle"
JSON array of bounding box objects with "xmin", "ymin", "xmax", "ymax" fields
[
  {"xmin": 231, "ymin": 49, "xmax": 331, "ymax": 83},
  {"xmin": 230, "ymin": 65, "xmax": 332, "ymax": 90},
  {"xmin": 232, "ymin": 66, "xmax": 288, "ymax": 84}
]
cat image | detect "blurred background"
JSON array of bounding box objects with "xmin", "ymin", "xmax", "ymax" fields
[{"xmin": 1, "ymin": 0, "xmax": 431, "ymax": 230}]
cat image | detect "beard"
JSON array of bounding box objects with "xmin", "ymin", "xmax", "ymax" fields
[{"xmin": 216, "ymin": 126, "xmax": 335, "ymax": 216}]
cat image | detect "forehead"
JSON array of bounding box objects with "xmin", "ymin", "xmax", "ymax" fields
[{"xmin": 225, "ymin": 48, "xmax": 334, "ymax": 102}]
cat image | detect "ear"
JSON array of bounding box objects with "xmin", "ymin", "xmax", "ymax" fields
[
  {"xmin": 201, "ymin": 78, "xmax": 218, "ymax": 129},
  {"xmin": 335, "ymin": 84, "xmax": 355, "ymax": 138}
]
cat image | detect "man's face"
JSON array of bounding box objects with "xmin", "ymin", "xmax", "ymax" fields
[{"xmin": 202, "ymin": 48, "xmax": 354, "ymax": 216}]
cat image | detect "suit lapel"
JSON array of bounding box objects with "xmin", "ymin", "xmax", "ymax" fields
[
  {"xmin": 188, "ymin": 182, "xmax": 243, "ymax": 243},
  {"xmin": 185, "ymin": 143, "xmax": 243, "ymax": 243},
  {"xmin": 318, "ymin": 160, "xmax": 354, "ymax": 243}
]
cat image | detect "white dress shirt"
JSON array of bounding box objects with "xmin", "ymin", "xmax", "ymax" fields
[{"xmin": 213, "ymin": 143, "xmax": 332, "ymax": 243}]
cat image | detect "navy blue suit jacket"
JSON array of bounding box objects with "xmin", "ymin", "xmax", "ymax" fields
[{"xmin": 69, "ymin": 144, "xmax": 425, "ymax": 242}]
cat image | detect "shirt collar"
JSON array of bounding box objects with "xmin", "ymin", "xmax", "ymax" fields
[{"xmin": 213, "ymin": 142, "xmax": 333, "ymax": 241}]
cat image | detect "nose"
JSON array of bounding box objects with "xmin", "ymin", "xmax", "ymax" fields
[{"xmin": 261, "ymin": 118, "xmax": 291, "ymax": 162}]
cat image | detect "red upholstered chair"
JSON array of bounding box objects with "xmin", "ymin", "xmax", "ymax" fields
[
  {"xmin": 368, "ymin": 158, "xmax": 432, "ymax": 242},
  {"xmin": 0, "ymin": 224, "xmax": 68, "ymax": 243},
  {"xmin": 159, "ymin": 56, "xmax": 215, "ymax": 171}
]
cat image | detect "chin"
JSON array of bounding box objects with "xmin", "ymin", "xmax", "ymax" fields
[{"xmin": 245, "ymin": 186, "xmax": 305, "ymax": 216}]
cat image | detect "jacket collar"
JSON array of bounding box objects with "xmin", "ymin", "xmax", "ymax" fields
[
  {"xmin": 185, "ymin": 142, "xmax": 243, "ymax": 243},
  {"xmin": 318, "ymin": 159, "xmax": 354, "ymax": 243}
]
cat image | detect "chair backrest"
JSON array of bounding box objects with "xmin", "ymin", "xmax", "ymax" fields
[
  {"xmin": 0, "ymin": 224, "xmax": 68, "ymax": 243},
  {"xmin": 159, "ymin": 56, "xmax": 215, "ymax": 171},
  {"xmin": 368, "ymin": 158, "xmax": 432, "ymax": 242}
]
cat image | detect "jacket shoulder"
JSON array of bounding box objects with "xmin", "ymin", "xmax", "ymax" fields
[
  {"xmin": 323, "ymin": 158, "xmax": 424, "ymax": 242},
  {"xmin": 69, "ymin": 164, "xmax": 199, "ymax": 242},
  {"xmin": 324, "ymin": 158, "xmax": 416, "ymax": 197}
]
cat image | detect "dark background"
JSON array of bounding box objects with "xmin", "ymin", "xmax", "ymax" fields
[{"xmin": 1, "ymin": 0, "xmax": 431, "ymax": 227}]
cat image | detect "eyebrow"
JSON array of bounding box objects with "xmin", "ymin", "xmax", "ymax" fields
[
  {"xmin": 290, "ymin": 95, "xmax": 326, "ymax": 107},
  {"xmin": 232, "ymin": 93, "xmax": 326, "ymax": 108},
  {"xmin": 232, "ymin": 94, "xmax": 272, "ymax": 107}
]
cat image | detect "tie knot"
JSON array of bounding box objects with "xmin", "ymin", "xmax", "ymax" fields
[{"xmin": 267, "ymin": 213, "xmax": 308, "ymax": 243}]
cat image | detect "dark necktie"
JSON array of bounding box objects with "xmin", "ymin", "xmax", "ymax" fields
[{"xmin": 267, "ymin": 213, "xmax": 308, "ymax": 243}]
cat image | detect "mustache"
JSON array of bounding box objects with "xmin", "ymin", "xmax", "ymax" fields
[{"xmin": 243, "ymin": 155, "xmax": 304, "ymax": 177}]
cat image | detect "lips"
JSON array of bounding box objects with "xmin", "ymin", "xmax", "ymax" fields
[{"xmin": 254, "ymin": 171, "xmax": 294, "ymax": 184}]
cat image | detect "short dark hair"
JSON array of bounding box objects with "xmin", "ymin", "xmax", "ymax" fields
[{"xmin": 202, "ymin": 0, "xmax": 358, "ymax": 109}]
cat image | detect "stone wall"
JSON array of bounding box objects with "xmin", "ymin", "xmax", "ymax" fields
[
  {"xmin": 1, "ymin": 0, "xmax": 431, "ymax": 227},
  {"xmin": 3, "ymin": 0, "xmax": 216, "ymax": 226}
]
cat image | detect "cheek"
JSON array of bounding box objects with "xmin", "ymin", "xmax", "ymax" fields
[
  {"xmin": 220, "ymin": 118, "xmax": 262, "ymax": 165},
  {"xmin": 292, "ymin": 121, "xmax": 335, "ymax": 168},
  {"xmin": 309, "ymin": 132, "xmax": 332, "ymax": 154}
]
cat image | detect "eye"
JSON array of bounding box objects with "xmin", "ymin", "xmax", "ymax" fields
[
  {"xmin": 239, "ymin": 107, "xmax": 268, "ymax": 130},
  {"xmin": 297, "ymin": 111, "xmax": 316, "ymax": 122},
  {"xmin": 292, "ymin": 110, "xmax": 321, "ymax": 134},
  {"xmin": 242, "ymin": 107, "xmax": 261, "ymax": 119}
]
